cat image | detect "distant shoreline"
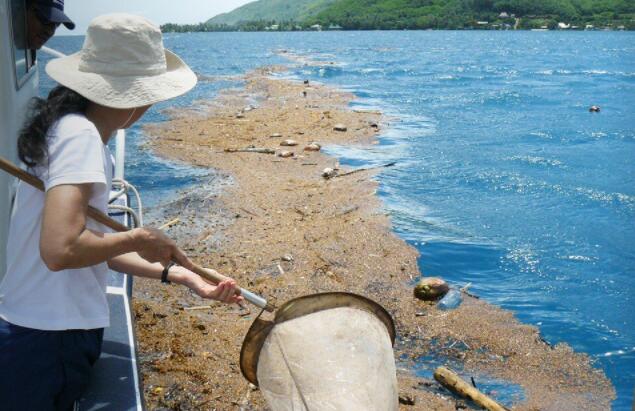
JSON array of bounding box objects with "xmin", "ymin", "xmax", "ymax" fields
[
  {"xmin": 161, "ymin": 27, "xmax": 633, "ymax": 33},
  {"xmin": 53, "ymin": 28, "xmax": 634, "ymax": 38}
]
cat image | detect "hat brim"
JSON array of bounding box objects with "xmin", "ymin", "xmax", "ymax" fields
[
  {"xmin": 36, "ymin": 6, "xmax": 75, "ymax": 29},
  {"xmin": 45, "ymin": 49, "xmax": 198, "ymax": 109}
]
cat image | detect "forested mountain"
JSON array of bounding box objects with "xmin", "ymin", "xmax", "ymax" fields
[
  {"xmin": 206, "ymin": 0, "xmax": 338, "ymax": 25},
  {"xmin": 309, "ymin": 0, "xmax": 635, "ymax": 29},
  {"xmin": 161, "ymin": 0, "xmax": 634, "ymax": 32}
]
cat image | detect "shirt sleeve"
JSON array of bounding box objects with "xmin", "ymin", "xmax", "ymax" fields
[{"xmin": 44, "ymin": 118, "xmax": 107, "ymax": 192}]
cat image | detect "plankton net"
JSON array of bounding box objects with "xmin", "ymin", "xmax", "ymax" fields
[{"xmin": 240, "ymin": 292, "xmax": 398, "ymax": 411}]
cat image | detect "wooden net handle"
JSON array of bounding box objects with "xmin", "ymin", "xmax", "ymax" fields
[{"xmin": 0, "ymin": 156, "xmax": 127, "ymax": 232}]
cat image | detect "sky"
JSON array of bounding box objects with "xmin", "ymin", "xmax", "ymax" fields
[{"xmin": 55, "ymin": 0, "xmax": 255, "ymax": 35}]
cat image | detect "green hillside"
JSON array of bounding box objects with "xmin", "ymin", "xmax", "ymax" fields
[
  {"xmin": 162, "ymin": 0, "xmax": 634, "ymax": 31},
  {"xmin": 309, "ymin": 0, "xmax": 635, "ymax": 29},
  {"xmin": 207, "ymin": 0, "xmax": 339, "ymax": 25}
]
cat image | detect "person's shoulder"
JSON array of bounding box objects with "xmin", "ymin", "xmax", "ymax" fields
[
  {"xmin": 49, "ymin": 113, "xmax": 100, "ymax": 144},
  {"xmin": 53, "ymin": 113, "xmax": 98, "ymax": 134}
]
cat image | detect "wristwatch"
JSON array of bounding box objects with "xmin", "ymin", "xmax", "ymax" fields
[{"xmin": 161, "ymin": 262, "xmax": 176, "ymax": 284}]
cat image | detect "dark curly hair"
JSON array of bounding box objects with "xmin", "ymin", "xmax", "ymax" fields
[{"xmin": 18, "ymin": 86, "xmax": 89, "ymax": 168}]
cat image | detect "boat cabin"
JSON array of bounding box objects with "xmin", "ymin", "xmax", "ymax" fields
[{"xmin": 0, "ymin": 0, "xmax": 39, "ymax": 282}]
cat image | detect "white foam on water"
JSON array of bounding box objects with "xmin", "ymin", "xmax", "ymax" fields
[
  {"xmin": 566, "ymin": 255, "xmax": 595, "ymax": 262},
  {"xmin": 505, "ymin": 155, "xmax": 564, "ymax": 167},
  {"xmin": 598, "ymin": 347, "xmax": 635, "ymax": 358}
]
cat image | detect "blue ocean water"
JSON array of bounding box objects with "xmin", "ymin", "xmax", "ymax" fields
[{"xmin": 43, "ymin": 31, "xmax": 634, "ymax": 409}]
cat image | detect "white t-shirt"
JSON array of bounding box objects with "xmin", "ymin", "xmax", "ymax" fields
[{"xmin": 0, "ymin": 113, "xmax": 113, "ymax": 330}]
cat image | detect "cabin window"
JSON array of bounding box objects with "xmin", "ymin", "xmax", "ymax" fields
[{"xmin": 9, "ymin": 0, "xmax": 36, "ymax": 89}]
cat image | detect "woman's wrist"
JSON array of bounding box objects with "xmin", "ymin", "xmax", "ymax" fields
[
  {"xmin": 166, "ymin": 265, "xmax": 192, "ymax": 286},
  {"xmin": 124, "ymin": 228, "xmax": 144, "ymax": 253}
]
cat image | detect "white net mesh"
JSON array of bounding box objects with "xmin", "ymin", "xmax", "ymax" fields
[{"xmin": 256, "ymin": 307, "xmax": 398, "ymax": 411}]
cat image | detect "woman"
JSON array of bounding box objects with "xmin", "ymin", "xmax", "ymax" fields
[{"xmin": 0, "ymin": 14, "xmax": 243, "ymax": 410}]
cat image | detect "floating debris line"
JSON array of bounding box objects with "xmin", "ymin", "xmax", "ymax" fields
[{"xmin": 137, "ymin": 66, "xmax": 615, "ymax": 410}]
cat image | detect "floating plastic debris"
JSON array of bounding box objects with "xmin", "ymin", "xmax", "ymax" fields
[
  {"xmin": 277, "ymin": 150, "xmax": 294, "ymax": 158},
  {"xmin": 304, "ymin": 142, "xmax": 322, "ymax": 152},
  {"xmin": 437, "ymin": 289, "xmax": 462, "ymax": 310},
  {"xmin": 280, "ymin": 139, "xmax": 298, "ymax": 146},
  {"xmin": 322, "ymin": 167, "xmax": 338, "ymax": 178}
]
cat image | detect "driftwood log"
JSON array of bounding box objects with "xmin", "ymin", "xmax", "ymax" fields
[
  {"xmin": 434, "ymin": 366, "xmax": 509, "ymax": 411},
  {"xmin": 331, "ymin": 161, "xmax": 396, "ymax": 179},
  {"xmin": 224, "ymin": 147, "xmax": 275, "ymax": 154}
]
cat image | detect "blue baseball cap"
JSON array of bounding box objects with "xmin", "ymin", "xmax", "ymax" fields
[{"xmin": 33, "ymin": 0, "xmax": 75, "ymax": 30}]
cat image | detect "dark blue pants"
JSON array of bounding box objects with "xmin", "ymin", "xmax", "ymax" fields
[{"xmin": 0, "ymin": 318, "xmax": 103, "ymax": 411}]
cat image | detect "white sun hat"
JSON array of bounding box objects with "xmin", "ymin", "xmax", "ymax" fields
[{"xmin": 46, "ymin": 13, "xmax": 197, "ymax": 109}]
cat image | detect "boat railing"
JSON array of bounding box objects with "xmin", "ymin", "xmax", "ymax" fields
[
  {"xmin": 40, "ymin": 45, "xmax": 65, "ymax": 58},
  {"xmin": 110, "ymin": 179, "xmax": 143, "ymax": 228}
]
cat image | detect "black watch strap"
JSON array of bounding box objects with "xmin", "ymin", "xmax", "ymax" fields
[{"xmin": 161, "ymin": 262, "xmax": 175, "ymax": 284}]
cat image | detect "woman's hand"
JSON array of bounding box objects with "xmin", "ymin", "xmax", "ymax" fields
[
  {"xmin": 170, "ymin": 266, "xmax": 245, "ymax": 304},
  {"xmin": 130, "ymin": 227, "xmax": 193, "ymax": 269}
]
